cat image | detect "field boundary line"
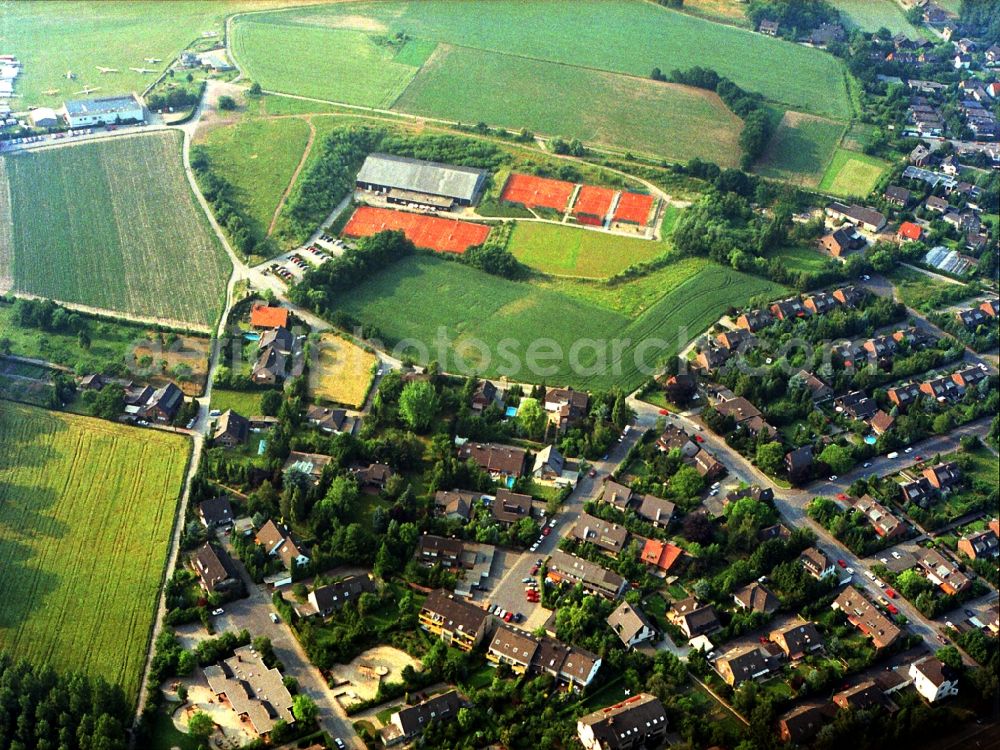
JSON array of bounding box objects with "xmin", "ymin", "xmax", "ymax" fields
[
  {"xmin": 0, "ymin": 157, "xmax": 12, "ymax": 292},
  {"xmin": 7, "ymin": 291, "xmax": 212, "ymax": 334},
  {"xmin": 267, "ymin": 117, "xmax": 315, "ymax": 237}
]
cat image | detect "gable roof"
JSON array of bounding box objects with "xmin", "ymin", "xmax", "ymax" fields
[
  {"xmin": 192, "ymin": 542, "xmax": 239, "ymax": 592},
  {"xmin": 358, "ymin": 153, "xmax": 487, "ymax": 202},
  {"xmin": 578, "ymin": 693, "xmax": 668, "ymax": 745},
  {"xmin": 635, "ymin": 493, "xmax": 675, "ymax": 525},
  {"xmin": 310, "ymin": 574, "xmax": 375, "ymax": 613},
  {"xmin": 607, "ymin": 602, "xmax": 655, "ymax": 646},
  {"xmin": 640, "ymin": 538, "xmax": 683, "ymax": 571},
  {"xmin": 198, "ymin": 495, "xmax": 234, "ymax": 526},
  {"xmin": 420, "ymin": 589, "xmax": 490, "ymax": 635},
  {"xmin": 571, "ymin": 512, "xmax": 629, "ymax": 553},
  {"xmin": 213, "ymin": 409, "xmax": 249, "ymax": 443},
  {"xmin": 392, "ymin": 690, "xmax": 464, "ymax": 738},
  {"xmin": 734, "ymin": 582, "xmax": 780, "ymax": 614},
  {"xmin": 250, "ymin": 304, "xmax": 288, "ymax": 329}
]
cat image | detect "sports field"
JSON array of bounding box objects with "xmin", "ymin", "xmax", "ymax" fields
[
  {"xmin": 572, "ymin": 186, "xmax": 616, "ymax": 223},
  {"xmin": 197, "ymin": 116, "xmax": 312, "ymax": 238},
  {"xmin": 0, "ymin": 401, "xmax": 189, "ymax": 701},
  {"xmin": 830, "ymin": 0, "xmax": 923, "ymax": 35},
  {"xmin": 334, "ymin": 254, "xmax": 784, "ymax": 389},
  {"xmin": 231, "ymin": 21, "xmax": 433, "ymax": 107},
  {"xmin": 819, "ymin": 148, "xmax": 891, "ymax": 198},
  {"xmin": 393, "ymin": 45, "xmax": 743, "ymax": 162},
  {"xmin": 343, "ymin": 206, "xmax": 491, "ymax": 254},
  {"xmin": 235, "ymin": 0, "xmax": 851, "ymax": 119},
  {"xmin": 755, "ymin": 112, "xmax": 846, "ymax": 187},
  {"xmin": 614, "ymin": 193, "xmax": 656, "ymax": 225},
  {"xmin": 2, "ymin": 132, "xmax": 231, "ymax": 327},
  {"xmin": 508, "ymin": 223, "xmax": 667, "ymax": 278},
  {"xmin": 309, "ymin": 333, "xmax": 378, "ymax": 408},
  {"xmin": 502, "ymin": 173, "xmax": 576, "ymax": 212}
]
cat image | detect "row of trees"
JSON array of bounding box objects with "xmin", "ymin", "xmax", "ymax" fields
[{"xmin": 190, "ymin": 145, "xmax": 270, "ymax": 258}]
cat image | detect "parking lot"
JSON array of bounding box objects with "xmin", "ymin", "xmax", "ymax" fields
[{"xmin": 258, "ymin": 234, "xmax": 347, "ymax": 285}]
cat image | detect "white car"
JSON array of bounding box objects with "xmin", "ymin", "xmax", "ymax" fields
[
  {"xmin": 904, "ymin": 447, "xmax": 913, "ymax": 454},
  {"xmin": 891, "ymin": 551, "xmax": 902, "ymax": 560},
  {"xmin": 209, "ymin": 409, "xmax": 221, "ymax": 418},
  {"xmin": 211, "ymin": 608, "xmax": 224, "ymax": 616},
  {"xmin": 829, "ymin": 475, "xmax": 838, "ymax": 481},
  {"xmin": 269, "ymin": 612, "xmax": 280, "ymax": 623},
  {"xmin": 845, "ymin": 567, "xmax": 855, "ymax": 575},
  {"xmin": 530, "ymin": 543, "xmax": 539, "ymax": 552}
]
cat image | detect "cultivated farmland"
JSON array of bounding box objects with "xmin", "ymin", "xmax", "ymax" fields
[
  {"xmin": 819, "ymin": 148, "xmax": 891, "ymax": 198},
  {"xmin": 508, "ymin": 223, "xmax": 667, "ymax": 278},
  {"xmin": 2, "ymin": 132, "xmax": 231, "ymax": 328},
  {"xmin": 830, "ymin": 0, "xmax": 923, "ymax": 35},
  {"xmin": 392, "ymin": 45, "xmax": 743, "ymax": 163},
  {"xmin": 334, "ymin": 254, "xmax": 784, "ymax": 390},
  {"xmin": 234, "ymin": 0, "xmax": 851, "ymax": 119},
  {"xmin": 0, "ymin": 401, "xmax": 189, "ymax": 701},
  {"xmin": 309, "ymin": 333, "xmax": 378, "ymax": 408},
  {"xmin": 755, "ymin": 112, "xmax": 846, "ymax": 187}
]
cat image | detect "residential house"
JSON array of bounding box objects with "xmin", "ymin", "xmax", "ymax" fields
[
  {"xmin": 418, "ymin": 589, "xmax": 492, "ymax": 652},
  {"xmin": 305, "ymin": 405, "xmax": 349, "ymax": 434},
  {"xmin": 470, "ymin": 379, "xmax": 499, "ymax": 411},
  {"xmin": 634, "ymin": 493, "xmax": 676, "ymax": 528},
  {"xmin": 897, "ymin": 221, "xmax": 924, "ymax": 242},
  {"xmin": 910, "ymin": 656, "xmax": 959, "ymax": 703},
  {"xmin": 571, "ymin": 512, "xmax": 629, "ymax": 555},
  {"xmin": 639, "ymin": 538, "xmax": 684, "ymax": 575},
  {"xmin": 544, "ymin": 387, "xmax": 589, "ymax": 429},
  {"xmin": 601, "ymin": 480, "xmax": 633, "ymax": 511},
  {"xmin": 958, "ymin": 529, "xmax": 999, "ymax": 560},
  {"xmin": 759, "ymin": 19, "xmax": 779, "ymax": 35},
  {"xmin": 884, "ymin": 185, "xmax": 912, "ymax": 207},
  {"xmin": 832, "ymin": 286, "xmax": 865, "ymax": 308},
  {"xmin": 795, "ymin": 370, "xmax": 833, "ymax": 401},
  {"xmin": 799, "ymin": 547, "xmax": 836, "ymax": 580},
  {"xmin": 980, "ymin": 298, "xmax": 999, "ymax": 317},
  {"xmin": 951, "ymin": 364, "xmax": 989, "ymax": 390},
  {"xmin": 716, "ymin": 328, "xmax": 755, "ymax": 352},
  {"xmin": 79, "ymin": 373, "xmax": 105, "ymax": 391},
  {"xmin": 870, "ymin": 410, "xmax": 895, "ymax": 436},
  {"xmin": 487, "ymin": 625, "xmax": 601, "ymax": 689},
  {"xmin": 900, "ymin": 476, "xmax": 935, "ymax": 507},
  {"xmin": 836, "ymin": 390, "xmax": 877, "ymax": 420},
  {"xmin": 716, "ymin": 646, "xmax": 776, "ymax": 687},
  {"xmin": 915, "ymin": 548, "xmax": 971, "ymax": 595},
  {"xmin": 213, "ymin": 409, "xmax": 249, "ymax": 448},
  {"xmin": 532, "ymin": 444, "xmax": 569, "ymax": 484},
  {"xmin": 662, "ymin": 372, "xmax": 697, "ymax": 403},
  {"xmin": 735, "ymin": 309, "xmax": 773, "ymax": 332},
  {"xmin": 382, "ymin": 690, "xmax": 464, "ymax": 746},
  {"xmin": 986, "ymin": 43, "xmax": 1000, "ymax": 65},
  {"xmin": 810, "ymin": 22, "xmax": 845, "ymax": 46},
  {"xmin": 140, "ymin": 382, "xmax": 184, "ymax": 423},
  {"xmin": 308, "ymin": 575, "xmax": 375, "ymax": 617},
  {"xmin": 957, "ymin": 307, "xmax": 989, "ymax": 329},
  {"xmin": 457, "ymin": 442, "xmax": 526, "ymax": 480},
  {"xmin": 284, "ymin": 451, "xmax": 332, "ymax": 485},
  {"xmin": 826, "ymin": 202, "xmax": 886, "ymax": 232},
  {"xmin": 694, "ymin": 345, "xmax": 730, "ymax": 371},
  {"xmin": 733, "ymin": 582, "xmax": 780, "ymax": 615},
  {"xmin": 785, "ymin": 446, "xmax": 814, "ymax": 485},
  {"xmin": 803, "ymin": 291, "xmax": 839, "ymax": 315},
  {"xmin": 725, "ymin": 485, "xmax": 775, "ymax": 505},
  {"xmin": 888, "ymin": 381, "xmax": 922, "ymax": 410},
  {"xmin": 607, "ymin": 602, "xmax": 657, "ymax": 648},
  {"xmin": 491, "ymin": 489, "xmax": 533, "ymax": 527},
  {"xmin": 669, "ymin": 597, "xmax": 721, "ymax": 638},
  {"xmin": 853, "ymin": 494, "xmax": 906, "ymax": 539},
  {"xmin": 203, "ymin": 646, "xmax": 295, "ymax": 738},
  {"xmin": 770, "ymin": 622, "xmax": 824, "ymax": 660},
  {"xmin": 715, "ymin": 396, "xmax": 776, "ymax": 439},
  {"xmin": 258, "ymin": 326, "xmax": 293, "ymax": 353},
  {"xmin": 863, "ymin": 335, "xmax": 899, "ymax": 363},
  {"xmin": 656, "ymin": 425, "xmax": 699, "ymax": 458},
  {"xmin": 251, "ymin": 345, "xmax": 288, "ymax": 385},
  {"xmin": 833, "ymin": 680, "xmax": 888, "ymax": 711},
  {"xmin": 920, "ymin": 374, "xmax": 961, "ymax": 402},
  {"xmin": 779, "ymin": 702, "xmax": 833, "ymax": 744},
  {"xmin": 832, "ymin": 588, "xmax": 901, "ymax": 649},
  {"xmin": 689, "ymin": 449, "xmax": 725, "ymax": 480},
  {"xmin": 770, "ymin": 296, "xmax": 807, "ymax": 321},
  {"xmin": 249, "ymin": 304, "xmax": 289, "ymax": 329},
  {"xmin": 415, "ymin": 534, "xmax": 465, "ymax": 569},
  {"xmin": 434, "ymin": 490, "xmax": 477, "ymax": 521},
  {"xmin": 577, "ymin": 694, "xmax": 668, "ymax": 750},
  {"xmin": 547, "ymin": 549, "xmax": 627, "ymax": 599},
  {"xmin": 909, "ymin": 143, "xmax": 932, "ymax": 166},
  {"xmin": 940, "ymin": 154, "xmax": 960, "ymax": 175},
  {"xmin": 923, "ymin": 461, "xmax": 961, "ymax": 492},
  {"xmin": 255, "ymin": 520, "xmax": 310, "ymax": 570},
  {"xmin": 821, "ymin": 226, "xmax": 866, "ymax": 256},
  {"xmin": 198, "ymin": 496, "xmax": 234, "ymax": 528},
  {"xmin": 192, "ymin": 542, "xmax": 240, "ymax": 594}
]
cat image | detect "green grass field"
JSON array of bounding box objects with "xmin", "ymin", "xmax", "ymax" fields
[
  {"xmin": 755, "ymin": 112, "xmax": 846, "ymax": 187},
  {"xmin": 238, "ymin": 0, "xmax": 850, "ymax": 119},
  {"xmin": 508, "ymin": 223, "xmax": 667, "ymax": 278},
  {"xmin": 0, "ymin": 401, "xmax": 189, "ymax": 700},
  {"xmin": 210, "ymin": 388, "xmax": 264, "ymax": 416},
  {"xmin": 334, "ymin": 254, "xmax": 784, "ymax": 389},
  {"xmin": 231, "ymin": 22, "xmax": 430, "ymax": 107},
  {"xmin": 818, "ymin": 148, "xmax": 891, "ymax": 198},
  {"xmin": 198, "ymin": 116, "xmax": 312, "ymax": 237},
  {"xmin": 887, "ymin": 266, "xmax": 974, "ymax": 311},
  {"xmin": 2, "ymin": 132, "xmax": 231, "ymax": 328},
  {"xmin": 830, "ymin": 0, "xmax": 922, "ymax": 35},
  {"xmin": 769, "ymin": 246, "xmax": 834, "ymax": 275},
  {"xmin": 392, "ymin": 45, "xmax": 742, "ymax": 163}
]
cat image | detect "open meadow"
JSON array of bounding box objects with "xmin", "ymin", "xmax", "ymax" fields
[
  {"xmin": 830, "ymin": 0, "xmax": 923, "ymax": 35},
  {"xmin": 392, "ymin": 45, "xmax": 743, "ymax": 163},
  {"xmin": 234, "ymin": 0, "xmax": 851, "ymax": 119},
  {"xmin": 334, "ymin": 254, "xmax": 784, "ymax": 390},
  {"xmin": 755, "ymin": 112, "xmax": 846, "ymax": 187},
  {"xmin": 0, "ymin": 401, "xmax": 189, "ymax": 701},
  {"xmin": 508, "ymin": 222, "xmax": 667, "ymax": 278},
  {"xmin": 818, "ymin": 148, "xmax": 891, "ymax": 198},
  {"xmin": 2, "ymin": 132, "xmax": 231, "ymax": 328},
  {"xmin": 309, "ymin": 333, "xmax": 378, "ymax": 408}
]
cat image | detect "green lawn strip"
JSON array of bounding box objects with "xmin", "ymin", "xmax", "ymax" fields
[
  {"xmin": 210, "ymin": 388, "xmax": 264, "ymax": 415},
  {"xmin": 508, "ymin": 222, "xmax": 667, "ymax": 278},
  {"xmin": 754, "ymin": 112, "xmax": 846, "ymax": 187},
  {"xmin": 830, "ymin": 0, "xmax": 923, "ymax": 35},
  {"xmin": 818, "ymin": 148, "xmax": 891, "ymax": 198},
  {"xmin": 886, "ymin": 266, "xmax": 974, "ymax": 311}
]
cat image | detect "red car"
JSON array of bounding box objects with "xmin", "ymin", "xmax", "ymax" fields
[
  {"xmin": 886, "ymin": 588, "xmax": 896, "ymax": 599},
  {"xmin": 658, "ymin": 408, "xmax": 669, "ymax": 415},
  {"xmin": 694, "ymin": 434, "xmax": 704, "ymax": 443},
  {"xmin": 836, "ymin": 493, "xmax": 848, "ymax": 501},
  {"xmin": 837, "ymin": 559, "xmax": 847, "ymax": 568},
  {"xmin": 542, "ymin": 527, "xmax": 551, "ymax": 536},
  {"xmin": 504, "ymin": 612, "xmax": 514, "ymax": 622},
  {"xmin": 887, "ymin": 603, "xmax": 899, "ymax": 615},
  {"xmin": 530, "ymin": 566, "xmax": 539, "ymax": 576},
  {"xmin": 914, "ymin": 456, "xmax": 923, "ymax": 462}
]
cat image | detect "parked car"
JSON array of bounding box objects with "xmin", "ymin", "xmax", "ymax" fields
[
  {"xmin": 334, "ymin": 739, "xmax": 346, "ymax": 750},
  {"xmin": 658, "ymin": 408, "xmax": 669, "ymax": 415},
  {"xmin": 891, "ymin": 551, "xmax": 902, "ymax": 560},
  {"xmin": 530, "ymin": 565, "xmax": 539, "ymax": 576},
  {"xmin": 542, "ymin": 527, "xmax": 551, "ymax": 536},
  {"xmin": 211, "ymin": 608, "xmax": 224, "ymax": 616},
  {"xmin": 522, "ymin": 576, "xmax": 532, "ymax": 583},
  {"xmin": 837, "ymin": 559, "xmax": 847, "ymax": 568},
  {"xmin": 886, "ymin": 588, "xmax": 896, "ymax": 599},
  {"xmin": 694, "ymin": 434, "xmax": 704, "ymax": 443},
  {"xmin": 269, "ymin": 612, "xmax": 280, "ymax": 623},
  {"xmin": 904, "ymin": 447, "xmax": 913, "ymax": 454},
  {"xmin": 965, "ymin": 609, "xmax": 976, "ymax": 618},
  {"xmin": 887, "ymin": 603, "xmax": 899, "ymax": 615}
]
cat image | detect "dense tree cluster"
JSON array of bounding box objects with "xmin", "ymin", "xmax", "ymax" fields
[
  {"xmin": 191, "ymin": 145, "xmax": 268, "ymax": 258},
  {"xmin": 746, "ymin": 0, "xmax": 839, "ymax": 37}
]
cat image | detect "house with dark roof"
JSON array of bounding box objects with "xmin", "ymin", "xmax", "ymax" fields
[
  {"xmin": 656, "ymin": 425, "xmax": 699, "ymax": 458},
  {"xmin": 833, "ymin": 680, "xmax": 888, "ymax": 711},
  {"xmin": 669, "ymin": 597, "xmax": 720, "ymax": 638},
  {"xmin": 434, "ymin": 490, "xmax": 477, "ymax": 521},
  {"xmin": 544, "ymin": 387, "xmax": 589, "ymax": 429},
  {"xmin": 770, "ymin": 297, "xmax": 807, "ymax": 320},
  {"xmin": 382, "ymin": 690, "xmax": 465, "ymax": 746},
  {"xmin": 662, "ymin": 372, "xmax": 697, "ymax": 403},
  {"xmin": 547, "ymin": 549, "xmax": 626, "ymax": 599},
  {"xmin": 140, "ymin": 382, "xmax": 184, "ymax": 423},
  {"xmin": 958, "ymin": 529, "xmax": 999, "ymax": 561},
  {"xmin": 759, "ymin": 19, "xmax": 779, "ymax": 35},
  {"xmin": 888, "ymin": 381, "xmax": 922, "ymax": 410},
  {"xmin": 577, "ymin": 694, "xmax": 668, "ymax": 750},
  {"xmin": 733, "ymin": 582, "xmax": 780, "ymax": 615},
  {"xmin": 418, "ymin": 589, "xmax": 492, "ymax": 651},
  {"xmin": 607, "ymin": 602, "xmax": 657, "ymax": 648},
  {"xmin": 915, "ymin": 548, "xmax": 970, "ymax": 595},
  {"xmin": 716, "ymin": 328, "xmax": 755, "ymax": 352},
  {"xmin": 252, "ymin": 345, "xmax": 288, "ymax": 385},
  {"xmin": 735, "ymin": 309, "xmax": 773, "ymax": 332},
  {"xmin": 825, "ymin": 202, "xmax": 886, "ymax": 232},
  {"xmin": 689, "ymin": 449, "xmax": 725, "ymax": 480},
  {"xmin": 884, "ymin": 185, "xmax": 912, "ymax": 207},
  {"xmin": 305, "ymin": 405, "xmax": 349, "ymax": 434},
  {"xmin": 832, "ymin": 286, "xmax": 864, "ymax": 308},
  {"xmin": 198, "ymin": 495, "xmax": 234, "ymax": 528},
  {"xmin": 457, "ymin": 442, "xmax": 526, "ymax": 479},
  {"xmin": 415, "ymin": 534, "xmax": 465, "ymax": 569},
  {"xmin": 601, "ymin": 480, "xmax": 633, "ymax": 511},
  {"xmin": 799, "ymin": 547, "xmax": 835, "ymax": 580},
  {"xmin": 470, "ymin": 380, "xmax": 499, "ymax": 412},
  {"xmin": 192, "ymin": 542, "xmax": 241, "ymax": 594},
  {"xmin": 634, "ymin": 493, "xmax": 675, "ymax": 528},
  {"xmin": 920, "ymin": 374, "xmax": 961, "ymax": 402},
  {"xmin": 532, "ymin": 444, "xmax": 570, "ymax": 485},
  {"xmin": 810, "ymin": 22, "xmax": 845, "ymax": 46},
  {"xmin": 725, "ymin": 485, "xmax": 774, "ymax": 506},
  {"xmin": 795, "ymin": 370, "xmax": 833, "ymax": 401},
  {"xmin": 487, "ymin": 625, "xmax": 601, "ymax": 689},
  {"xmin": 900, "ymin": 476, "xmax": 935, "ymax": 507},
  {"xmin": 832, "ymin": 588, "xmax": 901, "ymax": 649},
  {"xmin": 835, "ymin": 390, "xmax": 877, "ymax": 420},
  {"xmin": 910, "ymin": 656, "xmax": 959, "ymax": 703},
  {"xmin": 716, "ymin": 645, "xmax": 776, "ymax": 686},
  {"xmin": 770, "ymin": 622, "xmax": 824, "ymax": 660},
  {"xmin": 571, "ymin": 512, "xmax": 628, "ymax": 555},
  {"xmin": 308, "ymin": 575, "xmax": 375, "ymax": 617},
  {"xmin": 491, "ymin": 489, "xmax": 533, "ymax": 526},
  {"xmin": 951, "ymin": 364, "xmax": 989, "ymax": 390},
  {"xmin": 213, "ymin": 409, "xmax": 249, "ymax": 448},
  {"xmin": 255, "ymin": 519, "xmax": 310, "ymax": 571},
  {"xmin": 785, "ymin": 446, "xmax": 814, "ymax": 485},
  {"xmin": 853, "ymin": 494, "xmax": 906, "ymax": 539},
  {"xmin": 923, "ymin": 461, "xmax": 961, "ymax": 492},
  {"xmin": 803, "ymin": 291, "xmax": 839, "ymax": 315},
  {"xmin": 779, "ymin": 702, "xmax": 834, "ymax": 744}
]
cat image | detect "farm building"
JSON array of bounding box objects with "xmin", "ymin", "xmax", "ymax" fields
[
  {"xmin": 63, "ymin": 93, "xmax": 144, "ymax": 128},
  {"xmin": 356, "ymin": 153, "xmax": 489, "ymax": 209},
  {"xmin": 28, "ymin": 107, "xmax": 59, "ymax": 128}
]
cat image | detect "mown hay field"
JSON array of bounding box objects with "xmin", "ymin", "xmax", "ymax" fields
[
  {"xmin": 391, "ymin": 45, "xmax": 743, "ymax": 163},
  {"xmin": 310, "ymin": 333, "xmax": 378, "ymax": 408},
  {"xmin": 508, "ymin": 222, "xmax": 667, "ymax": 278},
  {"xmin": 0, "ymin": 401, "xmax": 189, "ymax": 701},
  {"xmin": 2, "ymin": 132, "xmax": 231, "ymax": 328},
  {"xmin": 235, "ymin": 0, "xmax": 851, "ymax": 119},
  {"xmin": 754, "ymin": 112, "xmax": 846, "ymax": 187},
  {"xmin": 830, "ymin": 0, "xmax": 923, "ymax": 35},
  {"xmin": 334, "ymin": 255, "xmax": 784, "ymax": 390},
  {"xmin": 819, "ymin": 148, "xmax": 891, "ymax": 198}
]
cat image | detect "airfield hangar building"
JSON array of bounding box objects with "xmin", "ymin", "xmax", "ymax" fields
[
  {"xmin": 63, "ymin": 93, "xmax": 145, "ymax": 128},
  {"xmin": 355, "ymin": 152, "xmax": 489, "ymax": 210}
]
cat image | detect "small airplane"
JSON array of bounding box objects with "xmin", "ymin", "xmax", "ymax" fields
[
  {"xmin": 65, "ymin": 70, "xmax": 76, "ymax": 80},
  {"xmin": 95, "ymin": 66, "xmax": 119, "ymax": 74},
  {"xmin": 129, "ymin": 67, "xmax": 155, "ymax": 74},
  {"xmin": 74, "ymin": 85, "xmax": 101, "ymax": 95},
  {"xmin": 144, "ymin": 57, "xmax": 162, "ymax": 64},
  {"xmin": 42, "ymin": 88, "xmax": 59, "ymax": 96}
]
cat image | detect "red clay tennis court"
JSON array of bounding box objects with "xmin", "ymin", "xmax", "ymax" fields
[
  {"xmin": 571, "ymin": 185, "xmax": 615, "ymax": 224},
  {"xmin": 501, "ymin": 172, "xmax": 575, "ymax": 211},
  {"xmin": 613, "ymin": 192, "xmax": 655, "ymax": 225},
  {"xmin": 343, "ymin": 206, "xmax": 490, "ymax": 254}
]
